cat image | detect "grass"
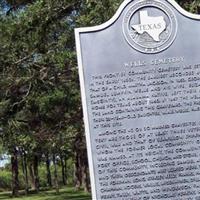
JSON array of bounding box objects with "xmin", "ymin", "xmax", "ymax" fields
[{"xmin": 0, "ymin": 187, "xmax": 92, "ymax": 200}]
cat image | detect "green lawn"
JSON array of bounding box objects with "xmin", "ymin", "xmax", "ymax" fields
[{"xmin": 0, "ymin": 187, "xmax": 92, "ymax": 200}]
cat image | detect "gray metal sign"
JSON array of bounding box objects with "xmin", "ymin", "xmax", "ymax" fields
[{"xmin": 75, "ymin": 0, "xmax": 200, "ymax": 199}]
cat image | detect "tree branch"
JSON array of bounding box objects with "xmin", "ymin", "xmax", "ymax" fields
[
  {"xmin": 14, "ymin": 51, "xmax": 35, "ymax": 65},
  {"xmin": 11, "ymin": 82, "xmax": 32, "ymax": 109}
]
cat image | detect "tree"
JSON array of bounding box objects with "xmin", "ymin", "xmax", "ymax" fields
[{"xmin": 0, "ymin": 0, "xmax": 83, "ymax": 195}]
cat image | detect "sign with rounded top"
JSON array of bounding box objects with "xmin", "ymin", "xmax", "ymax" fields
[{"xmin": 75, "ymin": 0, "xmax": 200, "ymax": 199}]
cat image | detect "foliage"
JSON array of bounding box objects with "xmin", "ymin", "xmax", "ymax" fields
[
  {"xmin": 176, "ymin": 0, "xmax": 200, "ymax": 13},
  {"xmin": 0, "ymin": 0, "xmax": 85, "ymax": 195},
  {"xmin": 0, "ymin": 170, "xmax": 12, "ymax": 191},
  {"xmin": 0, "ymin": 159, "xmax": 74, "ymax": 191}
]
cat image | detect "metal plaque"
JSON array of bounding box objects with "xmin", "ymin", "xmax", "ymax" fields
[{"xmin": 75, "ymin": 0, "xmax": 200, "ymax": 199}]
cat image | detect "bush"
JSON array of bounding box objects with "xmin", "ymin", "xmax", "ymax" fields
[{"xmin": 0, "ymin": 170, "xmax": 11, "ymax": 191}]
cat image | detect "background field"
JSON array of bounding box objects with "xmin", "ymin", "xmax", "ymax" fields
[{"xmin": 0, "ymin": 188, "xmax": 91, "ymax": 200}]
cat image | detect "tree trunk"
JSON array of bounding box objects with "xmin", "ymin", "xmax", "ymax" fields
[
  {"xmin": 21, "ymin": 152, "xmax": 29, "ymax": 195},
  {"xmin": 64, "ymin": 156, "xmax": 67, "ymax": 185},
  {"xmin": 53, "ymin": 154, "xmax": 59, "ymax": 194},
  {"xmin": 60, "ymin": 154, "xmax": 67, "ymax": 186},
  {"xmin": 74, "ymin": 151, "xmax": 82, "ymax": 190},
  {"xmin": 11, "ymin": 148, "xmax": 19, "ymax": 197},
  {"xmin": 46, "ymin": 153, "xmax": 52, "ymax": 187},
  {"xmin": 33, "ymin": 155, "xmax": 39, "ymax": 192},
  {"xmin": 29, "ymin": 163, "xmax": 35, "ymax": 190},
  {"xmin": 82, "ymin": 151, "xmax": 90, "ymax": 192}
]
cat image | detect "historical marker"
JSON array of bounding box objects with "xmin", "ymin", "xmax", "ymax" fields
[{"xmin": 75, "ymin": 0, "xmax": 200, "ymax": 199}]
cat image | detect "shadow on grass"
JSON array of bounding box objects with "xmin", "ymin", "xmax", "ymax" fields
[
  {"xmin": 0, "ymin": 192, "xmax": 13, "ymax": 200},
  {"xmin": 0, "ymin": 187, "xmax": 92, "ymax": 200}
]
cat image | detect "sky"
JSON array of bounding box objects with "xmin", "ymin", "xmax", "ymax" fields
[{"xmin": 0, "ymin": 155, "xmax": 10, "ymax": 168}]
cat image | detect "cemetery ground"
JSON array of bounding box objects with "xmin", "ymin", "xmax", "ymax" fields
[
  {"xmin": 0, "ymin": 163, "xmax": 91, "ymax": 200},
  {"xmin": 0, "ymin": 187, "xmax": 91, "ymax": 200}
]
